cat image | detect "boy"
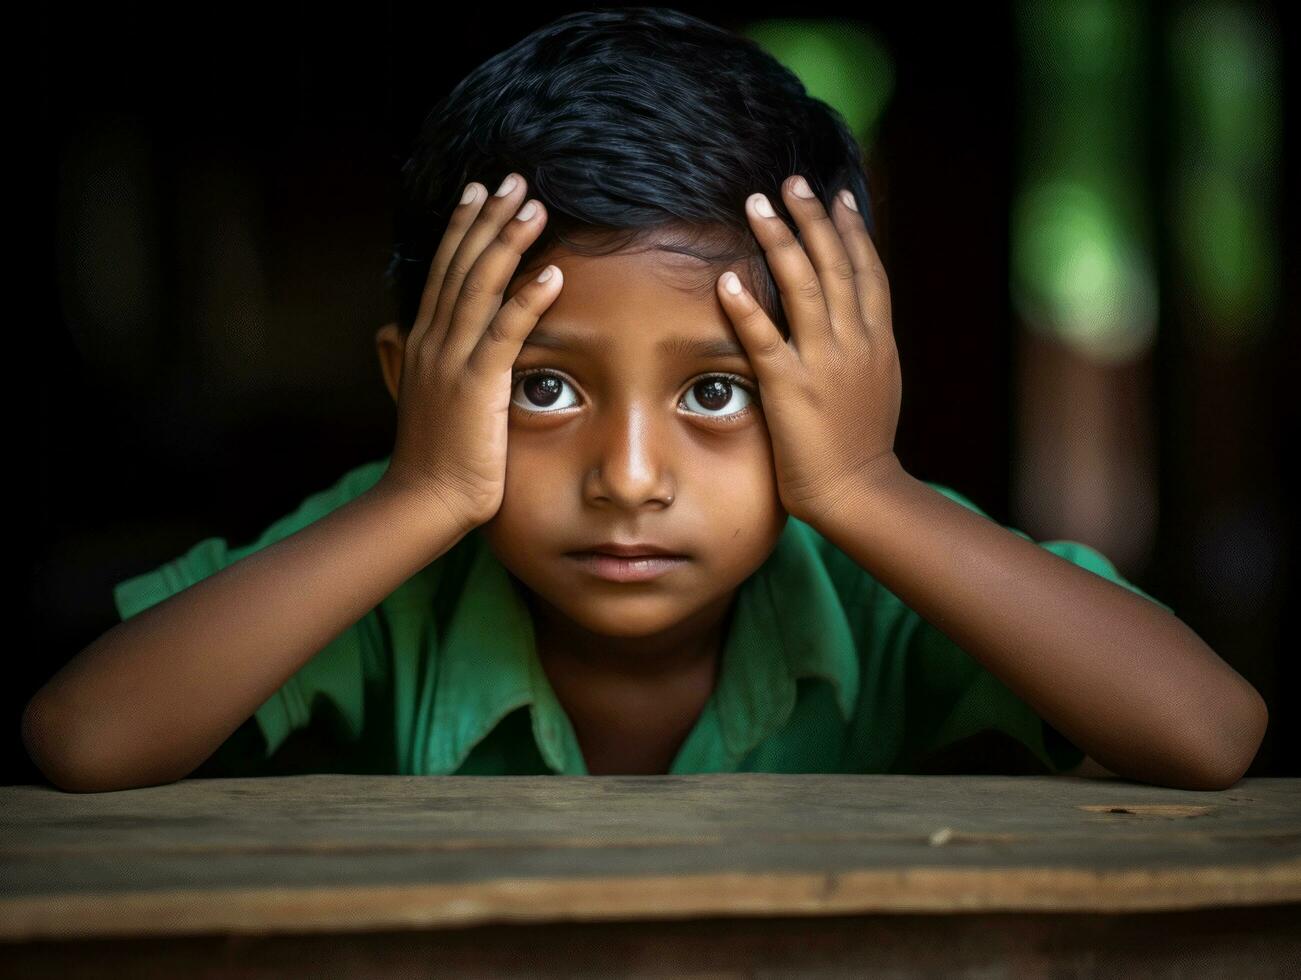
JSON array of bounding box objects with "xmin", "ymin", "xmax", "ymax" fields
[{"xmin": 23, "ymin": 8, "xmax": 1266, "ymax": 791}]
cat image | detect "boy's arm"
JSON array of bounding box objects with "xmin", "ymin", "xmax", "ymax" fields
[
  {"xmin": 22, "ymin": 476, "xmax": 470, "ymax": 793},
  {"xmin": 814, "ymin": 457, "xmax": 1268, "ymax": 791}
]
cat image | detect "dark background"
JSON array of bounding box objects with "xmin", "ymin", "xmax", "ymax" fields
[{"xmin": 19, "ymin": 1, "xmax": 1296, "ymax": 784}]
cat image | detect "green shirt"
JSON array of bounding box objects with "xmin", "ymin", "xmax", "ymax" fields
[{"xmin": 112, "ymin": 455, "xmax": 1174, "ymax": 777}]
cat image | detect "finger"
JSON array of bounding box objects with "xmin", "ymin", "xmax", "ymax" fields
[
  {"xmin": 424, "ymin": 172, "xmax": 530, "ymax": 355},
  {"xmin": 781, "ymin": 175, "xmax": 862, "ymax": 343},
  {"xmin": 442, "ymin": 196, "xmax": 552, "ymax": 368},
  {"xmin": 745, "ymin": 191, "xmax": 832, "ymax": 355},
  {"xmin": 408, "ymin": 181, "xmax": 488, "ymax": 350},
  {"xmin": 715, "ymin": 269, "xmax": 798, "ymax": 388},
  {"xmin": 466, "ymin": 262, "xmax": 564, "ymax": 377},
  {"xmin": 830, "ymin": 188, "xmax": 893, "ymax": 346}
]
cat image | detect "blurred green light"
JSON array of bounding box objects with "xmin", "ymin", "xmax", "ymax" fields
[
  {"xmin": 743, "ymin": 19, "xmax": 894, "ymax": 144},
  {"xmin": 1023, "ymin": 0, "xmax": 1137, "ymax": 79},
  {"xmin": 1170, "ymin": 3, "xmax": 1280, "ymax": 347},
  {"xmin": 1173, "ymin": 5, "xmax": 1280, "ymax": 166},
  {"xmin": 1174, "ymin": 164, "xmax": 1275, "ymax": 334},
  {"xmin": 1013, "ymin": 0, "xmax": 1156, "ymax": 363},
  {"xmin": 1012, "ymin": 180, "xmax": 1157, "ymax": 364}
]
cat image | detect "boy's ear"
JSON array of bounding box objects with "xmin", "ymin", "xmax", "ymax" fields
[{"xmin": 374, "ymin": 322, "xmax": 405, "ymax": 405}]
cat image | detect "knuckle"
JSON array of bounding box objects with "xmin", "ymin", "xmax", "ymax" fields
[
  {"xmin": 749, "ymin": 320, "xmax": 786, "ymax": 358},
  {"xmin": 756, "ymin": 335, "xmax": 786, "ymax": 359},
  {"xmin": 481, "ymin": 234, "xmax": 513, "ymax": 268},
  {"xmin": 413, "ymin": 345, "xmax": 444, "ymax": 381},
  {"xmin": 457, "ymin": 274, "xmax": 486, "ymax": 302},
  {"xmin": 483, "ymin": 317, "xmax": 511, "ymax": 347},
  {"xmin": 443, "ymin": 257, "xmax": 472, "ymax": 287},
  {"xmin": 795, "ymin": 275, "xmax": 823, "ymax": 301},
  {"xmin": 409, "ymin": 339, "xmax": 429, "ymax": 369},
  {"xmin": 496, "ymin": 217, "xmax": 523, "ymax": 242}
]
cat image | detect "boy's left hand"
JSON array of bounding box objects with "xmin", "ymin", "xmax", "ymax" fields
[{"xmin": 716, "ymin": 175, "xmax": 903, "ymax": 530}]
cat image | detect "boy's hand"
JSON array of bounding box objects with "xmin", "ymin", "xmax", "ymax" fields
[
  {"xmin": 382, "ymin": 173, "xmax": 563, "ymax": 531},
  {"xmin": 716, "ymin": 176, "xmax": 904, "ymax": 530}
]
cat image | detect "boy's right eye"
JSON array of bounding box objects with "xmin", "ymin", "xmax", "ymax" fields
[{"xmin": 511, "ymin": 370, "xmax": 580, "ymax": 413}]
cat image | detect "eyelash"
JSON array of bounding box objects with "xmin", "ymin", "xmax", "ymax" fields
[{"xmin": 509, "ymin": 369, "xmax": 758, "ymax": 425}]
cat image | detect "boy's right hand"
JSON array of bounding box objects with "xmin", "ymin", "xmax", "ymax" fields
[{"xmin": 381, "ymin": 173, "xmax": 562, "ymax": 533}]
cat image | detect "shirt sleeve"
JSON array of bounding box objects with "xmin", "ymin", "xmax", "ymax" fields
[
  {"xmin": 894, "ymin": 481, "xmax": 1175, "ymax": 775},
  {"xmin": 110, "ymin": 460, "xmax": 390, "ymax": 765}
]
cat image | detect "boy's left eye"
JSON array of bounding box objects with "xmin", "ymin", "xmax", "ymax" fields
[{"xmin": 509, "ymin": 370, "xmax": 757, "ymax": 423}]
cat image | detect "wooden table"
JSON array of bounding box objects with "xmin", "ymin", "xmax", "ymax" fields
[{"xmin": 2, "ymin": 775, "xmax": 1299, "ymax": 977}]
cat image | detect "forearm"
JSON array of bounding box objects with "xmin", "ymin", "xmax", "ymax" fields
[
  {"xmin": 23, "ymin": 475, "xmax": 470, "ymax": 792},
  {"xmin": 817, "ymin": 458, "xmax": 1267, "ymax": 790}
]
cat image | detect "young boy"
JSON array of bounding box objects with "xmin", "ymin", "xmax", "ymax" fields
[{"xmin": 24, "ymin": 8, "xmax": 1266, "ymax": 791}]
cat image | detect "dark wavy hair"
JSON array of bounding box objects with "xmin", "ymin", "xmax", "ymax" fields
[{"xmin": 386, "ymin": 6, "xmax": 875, "ymax": 339}]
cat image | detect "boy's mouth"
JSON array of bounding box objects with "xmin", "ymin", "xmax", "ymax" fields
[
  {"xmin": 567, "ymin": 541, "xmax": 688, "ymax": 558},
  {"xmin": 565, "ymin": 551, "xmax": 690, "ymax": 583}
]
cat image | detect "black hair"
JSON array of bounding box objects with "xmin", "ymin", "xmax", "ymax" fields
[{"xmin": 386, "ymin": 6, "xmax": 875, "ymax": 338}]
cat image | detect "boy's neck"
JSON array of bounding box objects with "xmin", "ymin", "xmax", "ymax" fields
[{"xmin": 523, "ymin": 587, "xmax": 736, "ymax": 776}]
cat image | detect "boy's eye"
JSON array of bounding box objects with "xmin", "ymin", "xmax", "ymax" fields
[{"xmin": 509, "ymin": 370, "xmax": 756, "ymax": 423}]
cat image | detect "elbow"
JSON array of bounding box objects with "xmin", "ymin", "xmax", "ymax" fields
[
  {"xmin": 21, "ymin": 693, "xmax": 96, "ymax": 793},
  {"xmin": 1184, "ymin": 763, "xmax": 1250, "ymax": 793},
  {"xmin": 1188, "ymin": 687, "xmax": 1269, "ymax": 792},
  {"xmin": 21, "ymin": 694, "xmax": 183, "ymax": 794}
]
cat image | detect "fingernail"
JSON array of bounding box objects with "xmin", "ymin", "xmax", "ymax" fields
[
  {"xmin": 839, "ymin": 189, "xmax": 859, "ymax": 212},
  {"xmin": 750, "ymin": 193, "xmax": 775, "ymax": 218},
  {"xmin": 722, "ymin": 271, "xmax": 743, "ymax": 295},
  {"xmin": 515, "ymin": 200, "xmax": 538, "ymax": 221},
  {"xmin": 495, "ymin": 174, "xmax": 519, "ymax": 197},
  {"xmin": 460, "ymin": 183, "xmax": 480, "ymax": 205},
  {"xmin": 791, "ymin": 176, "xmax": 814, "ymax": 199}
]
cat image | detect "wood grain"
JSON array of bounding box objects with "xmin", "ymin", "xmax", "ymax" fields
[{"xmin": 2, "ymin": 774, "xmax": 1298, "ymax": 943}]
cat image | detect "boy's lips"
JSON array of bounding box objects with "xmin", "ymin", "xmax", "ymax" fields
[
  {"xmin": 568, "ymin": 541, "xmax": 688, "ymax": 558},
  {"xmin": 565, "ymin": 551, "xmax": 690, "ymax": 583}
]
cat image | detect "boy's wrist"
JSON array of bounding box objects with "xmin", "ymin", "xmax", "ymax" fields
[{"xmin": 368, "ymin": 472, "xmax": 476, "ymax": 556}]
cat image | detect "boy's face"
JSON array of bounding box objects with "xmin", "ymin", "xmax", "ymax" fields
[
  {"xmin": 380, "ymin": 239, "xmax": 788, "ymax": 643},
  {"xmin": 490, "ymin": 242, "xmax": 788, "ymax": 641}
]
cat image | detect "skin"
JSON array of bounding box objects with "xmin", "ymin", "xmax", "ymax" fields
[
  {"xmin": 706, "ymin": 174, "xmax": 1268, "ymax": 790},
  {"xmin": 376, "ymin": 235, "xmax": 787, "ymax": 773},
  {"xmin": 374, "ymin": 172, "xmax": 1268, "ymax": 785}
]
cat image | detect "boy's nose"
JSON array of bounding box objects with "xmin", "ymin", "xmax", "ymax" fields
[{"xmin": 585, "ymin": 405, "xmax": 676, "ymax": 509}]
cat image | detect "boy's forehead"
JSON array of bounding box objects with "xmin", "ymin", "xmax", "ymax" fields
[
  {"xmin": 517, "ymin": 247, "xmax": 750, "ymax": 360},
  {"xmin": 539, "ymin": 249, "xmax": 726, "ymax": 320},
  {"xmin": 516, "ymin": 220, "xmax": 738, "ymax": 287},
  {"xmin": 518, "ymin": 238, "xmax": 722, "ymax": 284},
  {"xmin": 577, "ymin": 245, "xmax": 722, "ymax": 293}
]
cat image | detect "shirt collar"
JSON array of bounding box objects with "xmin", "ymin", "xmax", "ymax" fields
[{"xmin": 423, "ymin": 516, "xmax": 860, "ymax": 775}]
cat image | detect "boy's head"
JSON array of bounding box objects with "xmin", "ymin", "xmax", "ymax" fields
[
  {"xmin": 384, "ymin": 7, "xmax": 874, "ymax": 340},
  {"xmin": 376, "ymin": 7, "xmax": 875, "ymax": 647}
]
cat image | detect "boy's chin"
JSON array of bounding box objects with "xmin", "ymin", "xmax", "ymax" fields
[{"xmin": 518, "ymin": 575, "xmax": 714, "ymax": 635}]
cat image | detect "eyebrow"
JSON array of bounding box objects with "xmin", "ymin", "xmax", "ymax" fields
[{"xmin": 521, "ymin": 330, "xmax": 748, "ymax": 361}]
